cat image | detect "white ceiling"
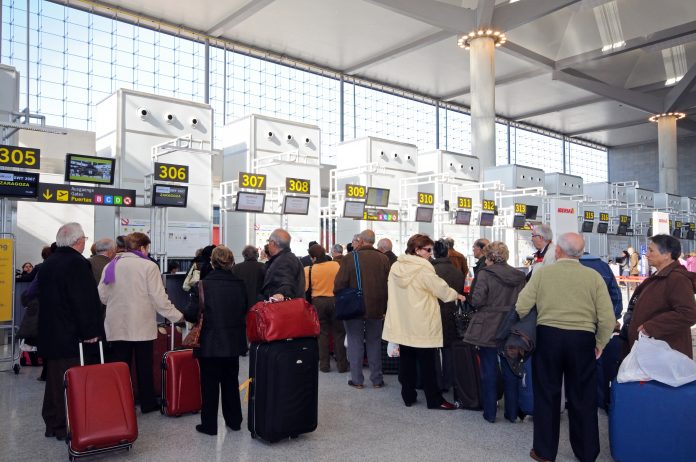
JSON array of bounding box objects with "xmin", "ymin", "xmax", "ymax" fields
[{"xmin": 67, "ymin": 0, "xmax": 696, "ymax": 147}]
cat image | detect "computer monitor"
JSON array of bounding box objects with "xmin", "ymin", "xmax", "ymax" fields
[
  {"xmin": 343, "ymin": 201, "xmax": 365, "ymax": 219},
  {"xmin": 525, "ymin": 205, "xmax": 538, "ymax": 220},
  {"xmin": 687, "ymin": 230, "xmax": 695, "ymax": 240},
  {"xmin": 512, "ymin": 215, "xmax": 526, "ymax": 229},
  {"xmin": 455, "ymin": 210, "xmax": 471, "ymax": 225},
  {"xmin": 0, "ymin": 170, "xmax": 39, "ymax": 198},
  {"xmin": 282, "ymin": 196, "xmax": 310, "ymax": 215},
  {"xmin": 235, "ymin": 191, "xmax": 266, "ymax": 212},
  {"xmin": 414, "ymin": 207, "xmax": 433, "ymax": 223},
  {"xmin": 152, "ymin": 184, "xmax": 188, "ymax": 207},
  {"xmin": 365, "ymin": 187, "xmax": 390, "ymax": 207},
  {"xmin": 65, "ymin": 153, "xmax": 115, "ymax": 185},
  {"xmin": 647, "ymin": 227, "xmax": 653, "ymax": 237},
  {"xmin": 581, "ymin": 221, "xmax": 594, "ymax": 233},
  {"xmin": 672, "ymin": 228, "xmax": 682, "ymax": 239},
  {"xmin": 596, "ymin": 222, "xmax": 608, "ymax": 234},
  {"xmin": 616, "ymin": 224, "xmax": 628, "ymax": 236},
  {"xmin": 479, "ymin": 212, "xmax": 494, "ymax": 226}
]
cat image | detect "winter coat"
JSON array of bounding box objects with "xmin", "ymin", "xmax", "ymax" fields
[
  {"xmin": 232, "ymin": 260, "xmax": 266, "ymax": 308},
  {"xmin": 183, "ymin": 269, "xmax": 249, "ymax": 358},
  {"xmin": 579, "ymin": 255, "xmax": 623, "ymax": 319},
  {"xmin": 262, "ymin": 248, "xmax": 305, "ymax": 299},
  {"xmin": 626, "ymin": 261, "xmax": 696, "ymax": 358},
  {"xmin": 334, "ymin": 246, "xmax": 390, "ymax": 319},
  {"xmin": 463, "ymin": 263, "xmax": 526, "ymax": 348},
  {"xmin": 432, "ymin": 257, "xmax": 466, "ymax": 347},
  {"xmin": 382, "ymin": 254, "xmax": 458, "ymax": 348},
  {"xmin": 448, "ymin": 248, "xmax": 468, "ymax": 278},
  {"xmin": 38, "ymin": 247, "xmax": 105, "ymax": 359}
]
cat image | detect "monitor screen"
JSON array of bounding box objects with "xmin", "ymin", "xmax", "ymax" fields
[
  {"xmin": 687, "ymin": 230, "xmax": 695, "ymax": 240},
  {"xmin": 525, "ymin": 205, "xmax": 538, "ymax": 220},
  {"xmin": 647, "ymin": 227, "xmax": 653, "ymax": 237},
  {"xmin": 596, "ymin": 222, "xmax": 608, "ymax": 234},
  {"xmin": 343, "ymin": 201, "xmax": 365, "ymax": 219},
  {"xmin": 512, "ymin": 215, "xmax": 526, "ymax": 229},
  {"xmin": 235, "ymin": 191, "xmax": 266, "ymax": 212},
  {"xmin": 616, "ymin": 224, "xmax": 628, "ymax": 236},
  {"xmin": 65, "ymin": 153, "xmax": 115, "ymax": 185},
  {"xmin": 0, "ymin": 170, "xmax": 39, "ymax": 198},
  {"xmin": 365, "ymin": 187, "xmax": 390, "ymax": 207},
  {"xmin": 581, "ymin": 221, "xmax": 594, "ymax": 233},
  {"xmin": 152, "ymin": 184, "xmax": 188, "ymax": 207},
  {"xmin": 414, "ymin": 206, "xmax": 433, "ymax": 223},
  {"xmin": 672, "ymin": 228, "xmax": 682, "ymax": 238},
  {"xmin": 479, "ymin": 212, "xmax": 494, "ymax": 226},
  {"xmin": 455, "ymin": 210, "xmax": 471, "ymax": 225},
  {"xmin": 282, "ymin": 196, "xmax": 310, "ymax": 215}
]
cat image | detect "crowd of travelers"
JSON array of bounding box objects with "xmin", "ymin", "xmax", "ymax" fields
[{"xmin": 17, "ymin": 221, "xmax": 696, "ymax": 461}]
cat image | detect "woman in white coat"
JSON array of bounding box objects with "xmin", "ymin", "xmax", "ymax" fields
[
  {"xmin": 382, "ymin": 233, "xmax": 465, "ymax": 410},
  {"xmin": 98, "ymin": 232, "xmax": 183, "ymax": 413}
]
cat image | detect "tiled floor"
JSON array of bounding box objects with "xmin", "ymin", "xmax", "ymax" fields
[{"xmin": 0, "ymin": 356, "xmax": 615, "ymax": 462}]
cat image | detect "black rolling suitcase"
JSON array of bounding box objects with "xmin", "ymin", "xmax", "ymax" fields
[
  {"xmin": 248, "ymin": 338, "xmax": 319, "ymax": 442},
  {"xmin": 451, "ymin": 341, "xmax": 482, "ymax": 410}
]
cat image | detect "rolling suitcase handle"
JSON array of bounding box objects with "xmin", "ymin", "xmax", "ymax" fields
[{"xmin": 78, "ymin": 341, "xmax": 104, "ymax": 366}]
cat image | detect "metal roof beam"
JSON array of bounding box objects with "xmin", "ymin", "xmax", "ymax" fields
[
  {"xmin": 664, "ymin": 64, "xmax": 696, "ymax": 112},
  {"xmin": 493, "ymin": 0, "xmax": 582, "ymax": 32},
  {"xmin": 441, "ymin": 68, "xmax": 548, "ymax": 101},
  {"xmin": 344, "ymin": 30, "xmax": 453, "ymax": 75},
  {"xmin": 510, "ymin": 96, "xmax": 605, "ymax": 120},
  {"xmin": 567, "ymin": 119, "xmax": 650, "ymax": 137},
  {"xmin": 476, "ymin": 0, "xmax": 496, "ymax": 29},
  {"xmin": 500, "ymin": 42, "xmax": 555, "ymax": 69},
  {"xmin": 207, "ymin": 0, "xmax": 276, "ymax": 37},
  {"xmin": 361, "ymin": 0, "xmax": 475, "ymax": 34}
]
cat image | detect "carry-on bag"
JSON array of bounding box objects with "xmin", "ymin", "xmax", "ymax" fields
[
  {"xmin": 335, "ymin": 252, "xmax": 365, "ymax": 320},
  {"xmin": 248, "ymin": 338, "xmax": 319, "ymax": 442},
  {"xmin": 247, "ymin": 298, "xmax": 319, "ymax": 343},
  {"xmin": 64, "ymin": 342, "xmax": 138, "ymax": 461},
  {"xmin": 451, "ymin": 341, "xmax": 482, "ymax": 410},
  {"xmin": 161, "ymin": 348, "xmax": 202, "ymax": 416},
  {"xmin": 609, "ymin": 379, "xmax": 696, "ymax": 461}
]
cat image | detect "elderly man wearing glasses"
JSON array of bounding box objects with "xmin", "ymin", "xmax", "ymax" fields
[{"xmin": 528, "ymin": 223, "xmax": 556, "ymax": 281}]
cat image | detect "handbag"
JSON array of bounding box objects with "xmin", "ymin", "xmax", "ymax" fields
[
  {"xmin": 335, "ymin": 252, "xmax": 365, "ymax": 320},
  {"xmin": 246, "ymin": 297, "xmax": 320, "ymax": 343},
  {"xmin": 182, "ymin": 265, "xmax": 200, "ymax": 292},
  {"xmin": 305, "ymin": 266, "xmax": 313, "ymax": 303},
  {"xmin": 182, "ymin": 281, "xmax": 205, "ymax": 348},
  {"xmin": 453, "ymin": 299, "xmax": 474, "ymax": 338}
]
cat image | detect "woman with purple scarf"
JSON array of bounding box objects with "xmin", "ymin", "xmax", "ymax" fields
[{"xmin": 98, "ymin": 232, "xmax": 183, "ymax": 413}]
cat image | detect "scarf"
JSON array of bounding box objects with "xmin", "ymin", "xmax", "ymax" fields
[{"xmin": 102, "ymin": 250, "xmax": 150, "ymax": 285}]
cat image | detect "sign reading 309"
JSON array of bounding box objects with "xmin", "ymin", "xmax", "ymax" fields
[{"xmin": 239, "ymin": 172, "xmax": 266, "ymax": 190}]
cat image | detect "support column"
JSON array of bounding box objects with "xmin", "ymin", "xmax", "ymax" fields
[
  {"xmin": 470, "ymin": 36, "xmax": 496, "ymax": 171},
  {"xmin": 657, "ymin": 115, "xmax": 678, "ymax": 195}
]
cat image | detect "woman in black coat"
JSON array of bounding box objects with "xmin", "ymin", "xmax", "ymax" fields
[
  {"xmin": 184, "ymin": 245, "xmax": 248, "ymax": 435},
  {"xmin": 432, "ymin": 240, "xmax": 466, "ymax": 391}
]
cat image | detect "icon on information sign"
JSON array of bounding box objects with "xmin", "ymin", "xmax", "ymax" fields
[
  {"xmin": 123, "ymin": 196, "xmax": 132, "ymax": 206},
  {"xmin": 57, "ymin": 190, "xmax": 69, "ymax": 202},
  {"xmin": 105, "ymin": 196, "xmax": 113, "ymax": 205},
  {"xmin": 94, "ymin": 195, "xmax": 103, "ymax": 204},
  {"xmin": 114, "ymin": 196, "xmax": 122, "ymax": 205},
  {"xmin": 378, "ymin": 214, "xmax": 383, "ymax": 220}
]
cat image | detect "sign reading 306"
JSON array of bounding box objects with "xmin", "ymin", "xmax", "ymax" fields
[
  {"xmin": 155, "ymin": 162, "xmax": 188, "ymax": 183},
  {"xmin": 239, "ymin": 172, "xmax": 266, "ymax": 190}
]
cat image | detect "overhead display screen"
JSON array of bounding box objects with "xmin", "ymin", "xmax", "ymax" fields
[
  {"xmin": 152, "ymin": 184, "xmax": 188, "ymax": 207},
  {"xmin": 479, "ymin": 212, "xmax": 494, "ymax": 227},
  {"xmin": 65, "ymin": 154, "xmax": 115, "ymax": 185},
  {"xmin": 282, "ymin": 196, "xmax": 310, "ymax": 215},
  {"xmin": 365, "ymin": 187, "xmax": 390, "ymax": 207},
  {"xmin": 235, "ymin": 191, "xmax": 266, "ymax": 213},
  {"xmin": 512, "ymin": 215, "xmax": 526, "ymax": 229},
  {"xmin": 596, "ymin": 222, "xmax": 608, "ymax": 234},
  {"xmin": 414, "ymin": 207, "xmax": 433, "ymax": 223},
  {"xmin": 343, "ymin": 201, "xmax": 366, "ymax": 219},
  {"xmin": 0, "ymin": 170, "xmax": 39, "ymax": 198},
  {"xmin": 455, "ymin": 210, "xmax": 471, "ymax": 225},
  {"xmin": 525, "ymin": 205, "xmax": 538, "ymax": 220},
  {"xmin": 616, "ymin": 224, "xmax": 628, "ymax": 235},
  {"xmin": 581, "ymin": 221, "xmax": 594, "ymax": 233}
]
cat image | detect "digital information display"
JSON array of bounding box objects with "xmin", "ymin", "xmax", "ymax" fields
[
  {"xmin": 415, "ymin": 207, "xmax": 433, "ymax": 223},
  {"xmin": 238, "ymin": 172, "xmax": 266, "ymax": 190},
  {"xmin": 154, "ymin": 162, "xmax": 189, "ymax": 183},
  {"xmin": 479, "ymin": 212, "xmax": 494, "ymax": 226},
  {"xmin": 0, "ymin": 145, "xmax": 40, "ymax": 169},
  {"xmin": 235, "ymin": 191, "xmax": 266, "ymax": 212},
  {"xmin": 365, "ymin": 187, "xmax": 390, "ymax": 207},
  {"xmin": 525, "ymin": 205, "xmax": 538, "ymax": 220},
  {"xmin": 514, "ymin": 203, "xmax": 527, "ymax": 215},
  {"xmin": 455, "ymin": 210, "xmax": 471, "ymax": 225},
  {"xmin": 417, "ymin": 192, "xmax": 434, "ymax": 205},
  {"xmin": 152, "ymin": 184, "xmax": 188, "ymax": 207},
  {"xmin": 619, "ymin": 215, "xmax": 631, "ymax": 225},
  {"xmin": 458, "ymin": 197, "xmax": 472, "ymax": 209},
  {"xmin": 286, "ymin": 178, "xmax": 310, "ymax": 195},
  {"xmin": 65, "ymin": 154, "xmax": 115, "ymax": 185},
  {"xmin": 363, "ymin": 208, "xmax": 398, "ymax": 222},
  {"xmin": 581, "ymin": 221, "xmax": 594, "ymax": 233},
  {"xmin": 596, "ymin": 222, "xmax": 609, "ymax": 234},
  {"xmin": 512, "ymin": 215, "xmax": 526, "ymax": 229},
  {"xmin": 599, "ymin": 213, "xmax": 609, "ymax": 222},
  {"xmin": 584, "ymin": 211, "xmax": 595, "ymax": 221},
  {"xmin": 343, "ymin": 201, "xmax": 366, "ymax": 219},
  {"xmin": 38, "ymin": 183, "xmax": 136, "ymax": 207},
  {"xmin": 282, "ymin": 196, "xmax": 310, "ymax": 215},
  {"xmin": 345, "ymin": 184, "xmax": 367, "ymax": 199},
  {"xmin": 0, "ymin": 170, "xmax": 39, "ymax": 198}
]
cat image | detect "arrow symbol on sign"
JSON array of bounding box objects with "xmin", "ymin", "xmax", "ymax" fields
[{"xmin": 43, "ymin": 189, "xmax": 53, "ymax": 200}]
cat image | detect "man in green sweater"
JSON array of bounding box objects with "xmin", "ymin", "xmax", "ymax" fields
[{"xmin": 517, "ymin": 232, "xmax": 615, "ymax": 462}]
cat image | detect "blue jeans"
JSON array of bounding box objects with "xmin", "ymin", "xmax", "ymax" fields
[{"xmin": 479, "ymin": 347, "xmax": 522, "ymax": 422}]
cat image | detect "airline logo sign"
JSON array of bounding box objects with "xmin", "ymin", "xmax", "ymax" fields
[
  {"xmin": 557, "ymin": 207, "xmax": 575, "ymax": 214},
  {"xmin": 38, "ymin": 183, "xmax": 136, "ymax": 207}
]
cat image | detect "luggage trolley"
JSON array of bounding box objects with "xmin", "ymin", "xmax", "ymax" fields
[{"xmin": 0, "ymin": 231, "xmax": 20, "ymax": 374}]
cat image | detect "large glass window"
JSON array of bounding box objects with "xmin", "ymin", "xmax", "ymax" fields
[
  {"xmin": 510, "ymin": 127, "xmax": 564, "ymax": 173},
  {"xmin": 566, "ymin": 141, "xmax": 609, "ymax": 183}
]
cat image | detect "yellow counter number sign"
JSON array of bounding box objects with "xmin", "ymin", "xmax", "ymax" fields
[
  {"xmin": 482, "ymin": 199, "xmax": 496, "ymax": 211},
  {"xmin": 239, "ymin": 172, "xmax": 266, "ymax": 190},
  {"xmin": 418, "ymin": 192, "xmax": 434, "ymax": 205},
  {"xmin": 599, "ymin": 213, "xmax": 609, "ymax": 222},
  {"xmin": 345, "ymin": 184, "xmax": 366, "ymax": 199},
  {"xmin": 155, "ymin": 162, "xmax": 188, "ymax": 183},
  {"xmin": 458, "ymin": 197, "xmax": 472, "ymax": 209},
  {"xmin": 0, "ymin": 145, "xmax": 40, "ymax": 169},
  {"xmin": 584, "ymin": 211, "xmax": 595, "ymax": 221},
  {"xmin": 514, "ymin": 203, "xmax": 527, "ymax": 215},
  {"xmin": 286, "ymin": 178, "xmax": 310, "ymax": 194}
]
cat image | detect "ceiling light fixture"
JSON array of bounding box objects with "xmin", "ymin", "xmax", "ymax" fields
[
  {"xmin": 648, "ymin": 112, "xmax": 686, "ymax": 123},
  {"xmin": 457, "ymin": 29, "xmax": 507, "ymax": 51}
]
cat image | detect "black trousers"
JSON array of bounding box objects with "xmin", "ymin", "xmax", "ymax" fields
[
  {"xmin": 313, "ymin": 296, "xmax": 347, "ymax": 371},
  {"xmin": 42, "ymin": 357, "xmax": 79, "ymax": 437},
  {"xmin": 398, "ymin": 345, "xmax": 443, "ymax": 408},
  {"xmin": 533, "ymin": 326, "xmax": 599, "ymax": 462},
  {"xmin": 109, "ymin": 340, "xmax": 157, "ymax": 412},
  {"xmin": 198, "ymin": 357, "xmax": 242, "ymax": 432}
]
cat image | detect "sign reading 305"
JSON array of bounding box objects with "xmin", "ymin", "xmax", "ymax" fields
[{"xmin": 0, "ymin": 145, "xmax": 40, "ymax": 169}]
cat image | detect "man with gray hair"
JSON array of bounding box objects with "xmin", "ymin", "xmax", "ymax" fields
[
  {"xmin": 88, "ymin": 238, "xmax": 116, "ymax": 284},
  {"xmin": 528, "ymin": 223, "xmax": 556, "ymax": 281},
  {"xmin": 38, "ymin": 223, "xmax": 104, "ymax": 441},
  {"xmin": 331, "ymin": 244, "xmax": 344, "ymax": 265},
  {"xmin": 262, "ymin": 228, "xmax": 305, "ymax": 301},
  {"xmin": 516, "ymin": 233, "xmax": 615, "ymax": 462},
  {"xmin": 377, "ymin": 238, "xmax": 397, "ymax": 267},
  {"xmin": 334, "ymin": 229, "xmax": 391, "ymax": 388},
  {"xmin": 233, "ymin": 245, "xmax": 266, "ymax": 308}
]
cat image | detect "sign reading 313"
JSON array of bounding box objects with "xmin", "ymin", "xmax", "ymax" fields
[{"xmin": 154, "ymin": 162, "xmax": 188, "ymax": 183}]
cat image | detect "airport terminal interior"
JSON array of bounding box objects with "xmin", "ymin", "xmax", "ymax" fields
[{"xmin": 2, "ymin": 0, "xmax": 696, "ymax": 461}]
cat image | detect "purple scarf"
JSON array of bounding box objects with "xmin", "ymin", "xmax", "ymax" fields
[{"xmin": 102, "ymin": 250, "xmax": 150, "ymax": 285}]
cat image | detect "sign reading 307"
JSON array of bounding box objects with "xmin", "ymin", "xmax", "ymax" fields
[{"xmin": 239, "ymin": 172, "xmax": 266, "ymax": 190}]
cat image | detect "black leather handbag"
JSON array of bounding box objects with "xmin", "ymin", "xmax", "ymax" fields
[
  {"xmin": 335, "ymin": 252, "xmax": 365, "ymax": 320},
  {"xmin": 453, "ymin": 299, "xmax": 475, "ymax": 339}
]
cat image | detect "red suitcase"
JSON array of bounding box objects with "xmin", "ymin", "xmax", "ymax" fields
[
  {"xmin": 64, "ymin": 343, "xmax": 138, "ymax": 460},
  {"xmin": 130, "ymin": 322, "xmax": 183, "ymax": 399},
  {"xmin": 161, "ymin": 349, "xmax": 202, "ymax": 416},
  {"xmin": 247, "ymin": 298, "xmax": 320, "ymax": 343}
]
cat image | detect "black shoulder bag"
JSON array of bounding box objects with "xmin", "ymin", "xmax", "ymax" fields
[{"xmin": 335, "ymin": 252, "xmax": 365, "ymax": 320}]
